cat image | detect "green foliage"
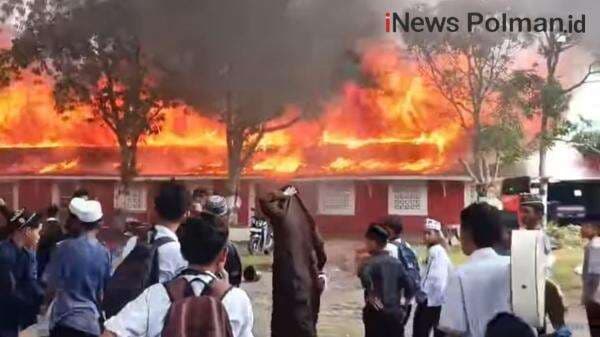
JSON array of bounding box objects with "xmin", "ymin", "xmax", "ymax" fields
[
  {"xmin": 541, "ymin": 80, "xmax": 570, "ymax": 120},
  {"xmin": 546, "ymin": 222, "xmax": 583, "ymax": 249},
  {"xmin": 480, "ymin": 121, "xmax": 529, "ymax": 165},
  {"xmin": 572, "ymin": 130, "xmax": 600, "ymax": 158}
]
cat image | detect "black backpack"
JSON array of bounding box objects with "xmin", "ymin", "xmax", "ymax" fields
[
  {"xmin": 393, "ymin": 241, "xmax": 422, "ymax": 292},
  {"xmin": 102, "ymin": 235, "xmax": 174, "ymax": 318}
]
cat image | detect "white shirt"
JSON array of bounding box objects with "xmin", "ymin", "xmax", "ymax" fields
[
  {"xmin": 421, "ymin": 244, "xmax": 453, "ymax": 307},
  {"xmin": 104, "ymin": 273, "xmax": 254, "ymax": 337},
  {"xmin": 439, "ymin": 248, "xmax": 511, "ymax": 337},
  {"xmin": 384, "ymin": 243, "xmax": 399, "ymax": 259},
  {"xmin": 154, "ymin": 225, "xmax": 189, "ymax": 282},
  {"xmin": 384, "ymin": 238, "xmax": 409, "ymax": 260}
]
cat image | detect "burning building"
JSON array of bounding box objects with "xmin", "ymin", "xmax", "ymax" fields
[{"xmin": 0, "ymin": 50, "xmax": 475, "ymax": 236}]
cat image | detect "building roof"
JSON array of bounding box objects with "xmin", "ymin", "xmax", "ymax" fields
[{"xmin": 0, "ymin": 146, "xmax": 471, "ymax": 181}]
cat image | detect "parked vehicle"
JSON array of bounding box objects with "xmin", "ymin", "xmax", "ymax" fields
[{"xmin": 248, "ymin": 215, "xmax": 273, "ymax": 255}]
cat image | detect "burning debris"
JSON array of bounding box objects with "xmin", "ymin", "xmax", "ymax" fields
[{"xmin": 38, "ymin": 158, "xmax": 80, "ymax": 174}]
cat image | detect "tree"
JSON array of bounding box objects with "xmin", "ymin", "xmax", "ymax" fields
[
  {"xmin": 500, "ymin": 30, "xmax": 600, "ymax": 216},
  {"xmin": 221, "ymin": 89, "xmax": 299, "ymax": 196},
  {"xmin": 403, "ymin": 2, "xmax": 528, "ymax": 196},
  {"xmin": 534, "ymin": 32, "xmax": 599, "ymax": 199},
  {"xmin": 10, "ymin": 1, "xmax": 173, "ymax": 185},
  {"xmin": 123, "ymin": 0, "xmax": 376, "ymax": 204}
]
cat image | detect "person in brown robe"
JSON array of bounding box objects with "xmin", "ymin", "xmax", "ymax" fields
[{"xmin": 259, "ymin": 186, "xmax": 327, "ymax": 337}]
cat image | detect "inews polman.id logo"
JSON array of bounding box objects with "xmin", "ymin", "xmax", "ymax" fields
[{"xmin": 385, "ymin": 12, "xmax": 586, "ymax": 33}]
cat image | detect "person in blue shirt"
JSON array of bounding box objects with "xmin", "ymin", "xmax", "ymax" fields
[
  {"xmin": 46, "ymin": 197, "xmax": 111, "ymax": 337},
  {"xmin": 0, "ymin": 209, "xmax": 44, "ymax": 337}
]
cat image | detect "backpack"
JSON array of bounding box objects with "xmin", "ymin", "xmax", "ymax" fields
[
  {"xmin": 162, "ymin": 274, "xmax": 234, "ymax": 337},
  {"xmin": 393, "ymin": 241, "xmax": 421, "ymax": 290},
  {"xmin": 102, "ymin": 235, "xmax": 174, "ymax": 318}
]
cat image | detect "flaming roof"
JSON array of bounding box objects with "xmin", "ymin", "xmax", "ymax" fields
[{"xmin": 0, "ymin": 47, "xmax": 471, "ymax": 179}]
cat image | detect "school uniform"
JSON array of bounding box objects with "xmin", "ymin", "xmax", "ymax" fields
[
  {"xmin": 413, "ymin": 244, "xmax": 452, "ymax": 337},
  {"xmin": 359, "ymin": 252, "xmax": 416, "ymax": 337},
  {"xmin": 47, "ymin": 235, "xmax": 111, "ymax": 337},
  {"xmin": 438, "ymin": 248, "xmax": 511, "ymax": 337},
  {"xmin": 103, "ymin": 271, "xmax": 254, "ymax": 337},
  {"xmin": 0, "ymin": 239, "xmax": 44, "ymax": 337},
  {"xmin": 153, "ymin": 225, "xmax": 188, "ymax": 283},
  {"xmin": 583, "ymin": 237, "xmax": 600, "ymax": 337}
]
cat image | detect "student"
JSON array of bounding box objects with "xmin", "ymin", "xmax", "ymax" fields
[
  {"xmin": 46, "ymin": 197, "xmax": 111, "ymax": 337},
  {"xmin": 381, "ymin": 216, "xmax": 421, "ymax": 292},
  {"xmin": 0, "ymin": 209, "xmax": 44, "ymax": 337},
  {"xmin": 520, "ymin": 194, "xmax": 568, "ymax": 332},
  {"xmin": 382, "ymin": 216, "xmax": 408, "ymax": 259},
  {"xmin": 520, "ymin": 194, "xmax": 553, "ymax": 254},
  {"xmin": 413, "ymin": 218, "xmax": 452, "ymax": 337},
  {"xmin": 438, "ymin": 203, "xmax": 510, "ymax": 337},
  {"xmin": 485, "ymin": 313, "xmax": 535, "ymax": 337},
  {"xmin": 359, "ymin": 224, "xmax": 416, "ymax": 337},
  {"xmin": 102, "ymin": 213, "xmax": 254, "ymax": 337},
  {"xmin": 203, "ymin": 195, "xmax": 243, "ymax": 287},
  {"xmin": 190, "ymin": 187, "xmax": 211, "ymax": 215},
  {"xmin": 37, "ymin": 204, "xmax": 65, "ymax": 279},
  {"xmin": 581, "ymin": 222, "xmax": 600, "ymax": 337},
  {"xmin": 152, "ymin": 180, "xmax": 191, "ymax": 282}
]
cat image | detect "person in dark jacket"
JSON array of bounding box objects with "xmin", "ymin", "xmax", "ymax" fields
[
  {"xmin": 260, "ymin": 186, "xmax": 327, "ymax": 337},
  {"xmin": 359, "ymin": 224, "xmax": 416, "ymax": 337},
  {"xmin": 0, "ymin": 209, "xmax": 44, "ymax": 337},
  {"xmin": 37, "ymin": 205, "xmax": 65, "ymax": 280}
]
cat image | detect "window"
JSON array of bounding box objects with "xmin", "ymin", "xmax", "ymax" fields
[
  {"xmin": 388, "ymin": 181, "xmax": 428, "ymax": 216},
  {"xmin": 114, "ymin": 184, "xmax": 147, "ymax": 212},
  {"xmin": 318, "ymin": 182, "xmax": 355, "ymax": 215}
]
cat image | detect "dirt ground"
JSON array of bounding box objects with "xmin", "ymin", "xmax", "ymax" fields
[{"xmin": 240, "ymin": 239, "xmax": 592, "ymax": 337}]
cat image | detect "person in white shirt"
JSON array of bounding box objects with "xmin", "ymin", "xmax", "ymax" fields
[
  {"xmin": 413, "ymin": 218, "xmax": 453, "ymax": 337},
  {"xmin": 102, "ymin": 213, "xmax": 254, "ymax": 337},
  {"xmin": 152, "ymin": 181, "xmax": 191, "ymax": 283},
  {"xmin": 439, "ymin": 203, "xmax": 511, "ymax": 337}
]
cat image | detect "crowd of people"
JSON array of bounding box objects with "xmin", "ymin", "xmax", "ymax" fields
[
  {"xmin": 354, "ymin": 196, "xmax": 600, "ymax": 337},
  {"xmin": 0, "ymin": 181, "xmax": 249, "ymax": 337},
  {"xmin": 0, "ymin": 182, "xmax": 599, "ymax": 337}
]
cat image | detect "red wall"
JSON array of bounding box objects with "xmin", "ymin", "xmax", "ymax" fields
[
  {"xmin": 256, "ymin": 180, "xmax": 465, "ymax": 238},
  {"xmin": 13, "ymin": 179, "xmax": 465, "ymax": 238},
  {"xmin": 18, "ymin": 180, "xmax": 53, "ymax": 212},
  {"xmin": 427, "ymin": 181, "xmax": 464, "ymax": 226}
]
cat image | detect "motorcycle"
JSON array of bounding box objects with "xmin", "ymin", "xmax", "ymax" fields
[{"xmin": 248, "ymin": 215, "xmax": 273, "ymax": 255}]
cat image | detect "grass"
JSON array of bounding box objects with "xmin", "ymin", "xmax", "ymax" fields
[
  {"xmin": 414, "ymin": 244, "xmax": 583, "ymax": 298},
  {"xmin": 552, "ymin": 248, "xmax": 583, "ymax": 297}
]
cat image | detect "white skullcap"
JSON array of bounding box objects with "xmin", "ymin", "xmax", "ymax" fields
[
  {"xmin": 69, "ymin": 197, "xmax": 103, "ymax": 223},
  {"xmin": 425, "ymin": 218, "xmax": 442, "ymax": 232},
  {"xmin": 205, "ymin": 195, "xmax": 228, "ymax": 216}
]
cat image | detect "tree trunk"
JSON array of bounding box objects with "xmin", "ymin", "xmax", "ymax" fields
[
  {"xmin": 538, "ymin": 111, "xmax": 549, "ymax": 227},
  {"xmin": 226, "ymin": 126, "xmax": 244, "ymax": 226},
  {"xmin": 119, "ymin": 141, "xmax": 138, "ymax": 188},
  {"xmin": 472, "ymin": 105, "xmax": 486, "ymax": 199}
]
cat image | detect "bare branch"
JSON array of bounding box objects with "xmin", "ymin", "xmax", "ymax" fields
[
  {"xmin": 459, "ymin": 158, "xmax": 479, "ymax": 183},
  {"xmin": 563, "ymin": 62, "xmax": 600, "ymax": 93},
  {"xmin": 262, "ymin": 115, "xmax": 300, "ymax": 133}
]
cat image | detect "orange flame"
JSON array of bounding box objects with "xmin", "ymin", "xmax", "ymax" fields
[
  {"xmin": 0, "ymin": 45, "xmax": 467, "ymax": 177},
  {"xmin": 38, "ymin": 158, "xmax": 80, "ymax": 174}
]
